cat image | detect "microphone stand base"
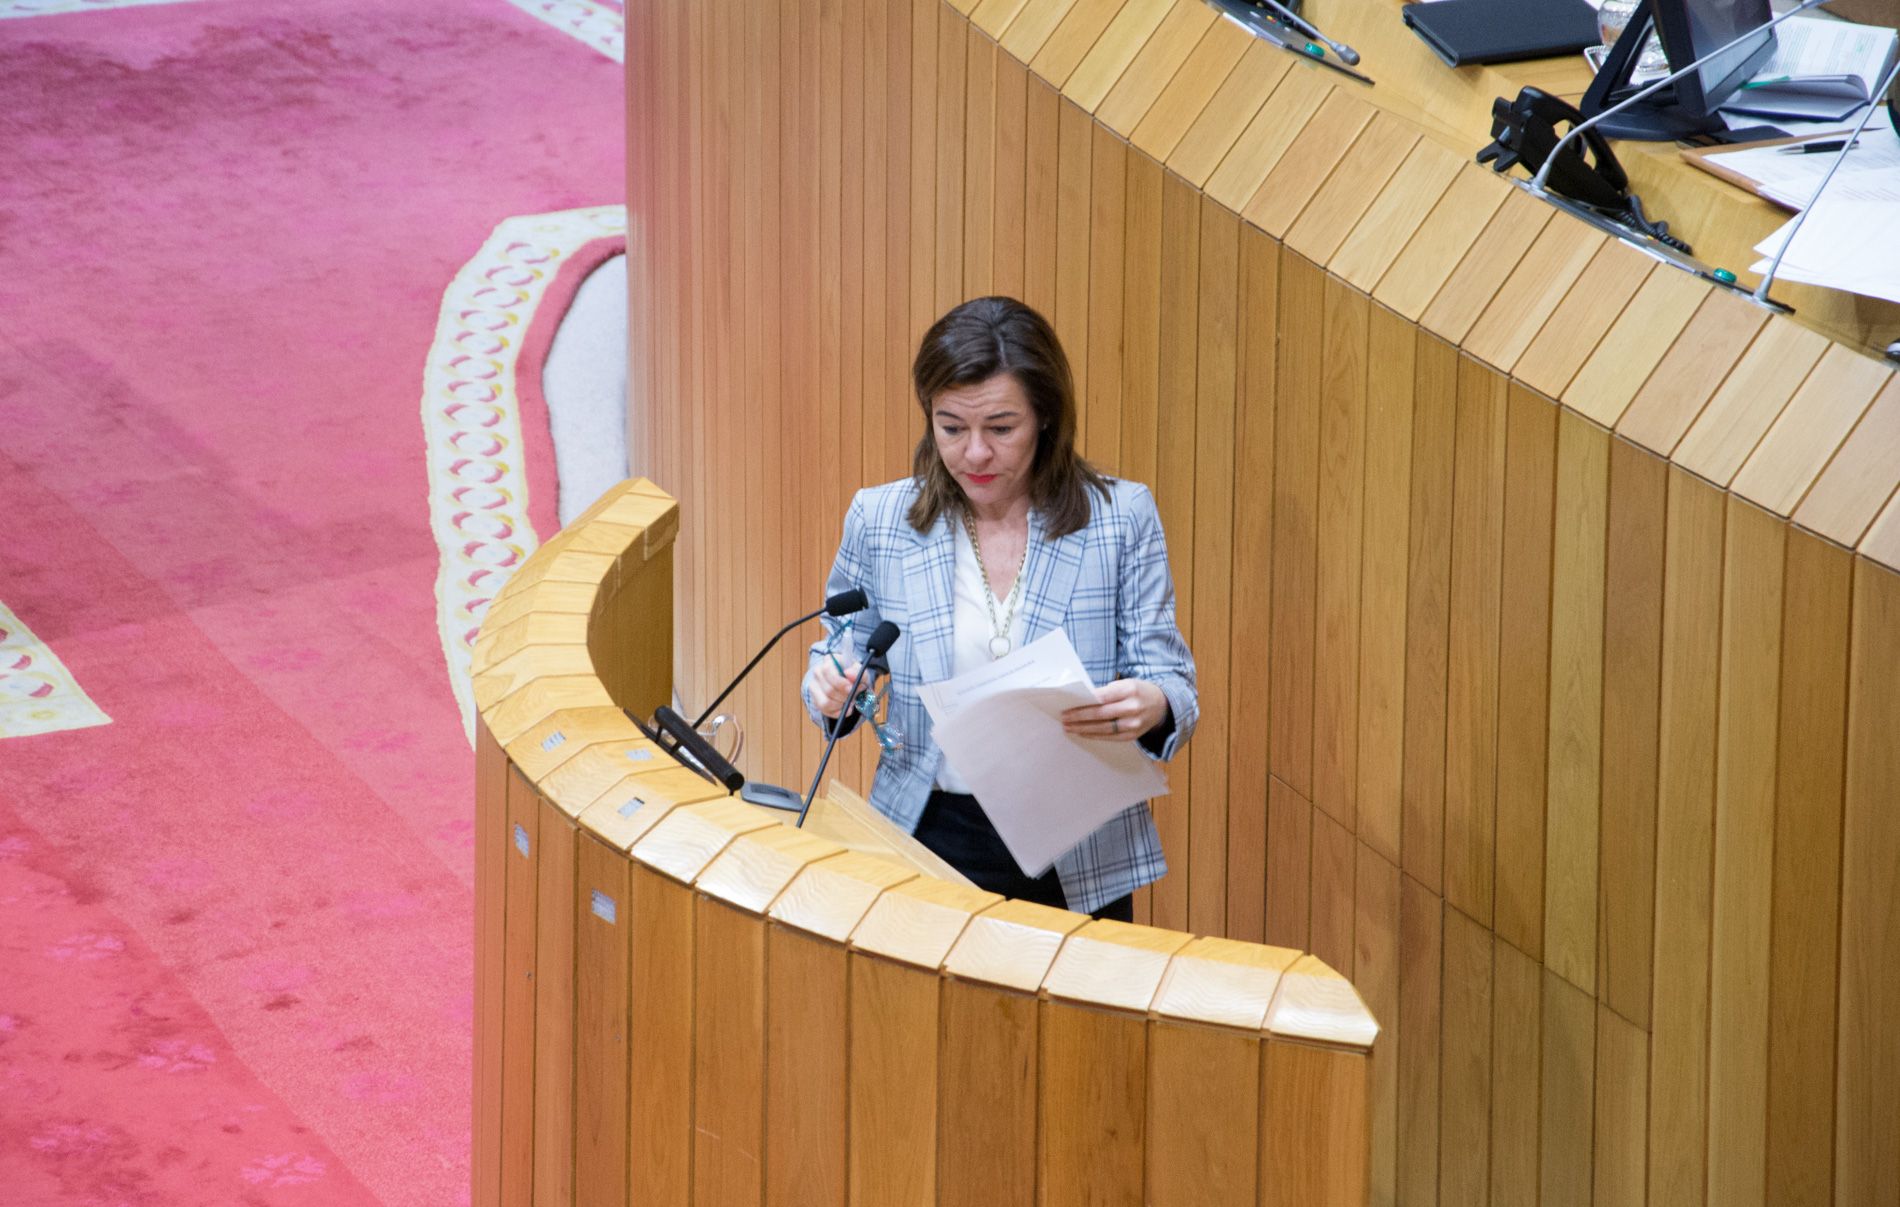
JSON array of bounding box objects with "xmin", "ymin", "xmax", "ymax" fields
[
  {"xmin": 740, "ymin": 781, "xmax": 806, "ymax": 813},
  {"xmin": 1504, "ymin": 176, "xmax": 1795, "ymax": 316}
]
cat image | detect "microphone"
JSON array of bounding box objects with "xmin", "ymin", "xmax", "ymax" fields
[
  {"xmin": 796, "ymin": 620, "xmax": 900, "ymax": 829},
  {"xmin": 689, "ymin": 588, "xmax": 868, "ymax": 730},
  {"xmin": 1530, "ymin": 0, "xmax": 1830, "ymax": 196},
  {"xmin": 1752, "ymin": 55, "xmax": 1900, "ymax": 310},
  {"xmin": 1255, "ymin": 0, "xmax": 1359, "ymax": 66},
  {"xmin": 623, "ymin": 705, "xmax": 747, "ymax": 793}
]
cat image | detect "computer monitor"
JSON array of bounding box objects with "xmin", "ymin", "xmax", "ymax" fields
[{"xmin": 1580, "ymin": 0, "xmax": 1778, "ymax": 140}]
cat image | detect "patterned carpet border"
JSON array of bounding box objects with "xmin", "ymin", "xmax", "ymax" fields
[
  {"xmin": 0, "ymin": 600, "xmax": 110, "ymax": 738},
  {"xmin": 504, "ymin": 0, "xmax": 623, "ymax": 62}
]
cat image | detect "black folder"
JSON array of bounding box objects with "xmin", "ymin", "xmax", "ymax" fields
[{"xmin": 1402, "ymin": 0, "xmax": 1602, "ymax": 67}]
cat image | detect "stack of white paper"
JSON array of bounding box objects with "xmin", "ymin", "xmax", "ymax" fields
[
  {"xmin": 1752, "ymin": 192, "xmax": 1900, "ymax": 305},
  {"xmin": 1705, "ymin": 123, "xmax": 1900, "ymax": 210},
  {"xmin": 919, "ymin": 630, "xmax": 1167, "ymax": 878}
]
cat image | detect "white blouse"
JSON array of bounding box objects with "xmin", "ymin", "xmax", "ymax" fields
[{"xmin": 935, "ymin": 518, "xmax": 1029, "ymax": 793}]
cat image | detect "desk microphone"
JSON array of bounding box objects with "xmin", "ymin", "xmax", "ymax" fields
[
  {"xmin": 1255, "ymin": 0, "xmax": 1360, "ymax": 66},
  {"xmin": 795, "ymin": 620, "xmax": 899, "ymax": 829},
  {"xmin": 1529, "ymin": 0, "xmax": 1832, "ymax": 197},
  {"xmin": 689, "ymin": 588, "xmax": 868, "ymax": 730},
  {"xmin": 1752, "ymin": 56, "xmax": 1900, "ymax": 310}
]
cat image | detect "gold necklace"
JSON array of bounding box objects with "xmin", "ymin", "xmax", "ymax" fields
[{"xmin": 964, "ymin": 510, "xmax": 1027, "ymax": 659}]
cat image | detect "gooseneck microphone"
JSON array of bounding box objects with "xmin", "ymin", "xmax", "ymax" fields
[
  {"xmin": 690, "ymin": 588, "xmax": 869, "ymax": 730},
  {"xmin": 1529, "ymin": 0, "xmax": 1832, "ymax": 196},
  {"xmin": 796, "ymin": 620, "xmax": 900, "ymax": 829},
  {"xmin": 1255, "ymin": 0, "xmax": 1359, "ymax": 66}
]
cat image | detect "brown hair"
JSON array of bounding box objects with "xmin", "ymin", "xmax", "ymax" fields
[{"xmin": 907, "ymin": 296, "xmax": 1110, "ymax": 538}]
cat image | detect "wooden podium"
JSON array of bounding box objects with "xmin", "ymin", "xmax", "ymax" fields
[{"xmin": 472, "ymin": 480, "xmax": 1379, "ymax": 1207}]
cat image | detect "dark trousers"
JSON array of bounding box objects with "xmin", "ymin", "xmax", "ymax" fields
[{"xmin": 913, "ymin": 790, "xmax": 1134, "ymax": 922}]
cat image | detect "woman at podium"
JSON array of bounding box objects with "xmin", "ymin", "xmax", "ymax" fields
[{"xmin": 803, "ymin": 297, "xmax": 1197, "ymax": 921}]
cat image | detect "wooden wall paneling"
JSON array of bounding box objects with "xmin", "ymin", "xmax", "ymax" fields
[
  {"xmin": 1201, "ymin": 64, "xmax": 1332, "ymax": 212},
  {"xmin": 1270, "ymin": 247, "xmax": 1323, "ymax": 797},
  {"xmin": 964, "ymin": 22, "xmax": 997, "ymax": 297},
  {"xmin": 1440, "ymin": 904, "xmax": 1495, "ymax": 1207},
  {"xmin": 937, "ymin": 976, "xmax": 1041, "ymax": 1207},
  {"xmin": 622, "ymin": 859, "xmax": 696, "ymax": 1206},
  {"xmin": 1412, "ymin": 187, "xmax": 1555, "ymax": 345},
  {"xmin": 1539, "ymin": 968, "xmax": 1596, "ymax": 1207},
  {"xmin": 1122, "ymin": 150, "xmax": 1162, "ymax": 928},
  {"xmin": 1283, "ymin": 111, "xmax": 1420, "ymax": 267},
  {"xmin": 1126, "ymin": 12, "xmax": 1250, "ymax": 163},
  {"xmin": 1400, "ymin": 336, "xmax": 1459, "ymax": 893},
  {"xmin": 972, "ymin": 0, "xmax": 1037, "ymax": 41},
  {"xmin": 849, "ymin": 956, "xmax": 942, "ymax": 1204},
  {"xmin": 1151, "ymin": 167, "xmax": 1201, "ymax": 932},
  {"xmin": 1792, "ymin": 376, "xmax": 1900, "ymax": 548},
  {"xmin": 1458, "ymin": 224, "xmax": 1610, "ymax": 374},
  {"xmin": 1227, "ymin": 223, "xmax": 1278, "ymax": 941},
  {"xmin": 1260, "ymin": 1040, "xmax": 1372, "ymax": 1207},
  {"xmin": 796, "ymin": 0, "xmax": 827, "ymax": 776},
  {"xmin": 859, "ymin": 0, "xmax": 888, "ymax": 496},
  {"xmin": 1313, "ymin": 276, "xmax": 1369, "ymax": 834},
  {"xmin": 1357, "ymin": 306, "xmax": 1418, "ymax": 868},
  {"xmin": 1646, "ymin": 467, "xmax": 1725, "ymax": 1207},
  {"xmin": 578, "ymin": 835, "xmax": 636, "ymax": 1204},
  {"xmin": 693, "ymin": 899, "xmax": 767, "ymax": 1204},
  {"xmin": 1560, "ymin": 269, "xmax": 1710, "ymax": 429},
  {"xmin": 1069, "ymin": 0, "xmax": 1187, "ymax": 117},
  {"xmin": 1039, "ymin": 1001, "xmax": 1149, "ymax": 1204},
  {"xmin": 533, "ymin": 801, "xmax": 578, "ymax": 1207},
  {"xmin": 1613, "ymin": 289, "xmax": 1768, "ymax": 458},
  {"xmin": 1765, "ymin": 531, "xmax": 1852, "ymax": 1207},
  {"xmin": 1165, "ymin": 40, "xmax": 1291, "ymax": 187},
  {"xmin": 910, "ymin": 0, "xmax": 940, "ymax": 376},
  {"xmin": 1495, "ymin": 384, "xmax": 1558, "ymax": 959},
  {"xmin": 1265, "ymin": 776, "xmax": 1312, "ymax": 951},
  {"xmin": 1029, "ymin": 0, "xmax": 1134, "ymax": 89},
  {"xmin": 500, "ymin": 772, "xmax": 540, "ymax": 1206},
  {"xmin": 1596, "ymin": 438, "xmax": 1665, "ymax": 1028},
  {"xmin": 1085, "ymin": 121, "xmax": 1126, "ymax": 471},
  {"xmin": 998, "ymin": 0, "xmax": 1082, "ymax": 64},
  {"xmin": 1542, "ymin": 410, "xmax": 1610, "ymax": 996},
  {"xmin": 1592, "ymin": 1002, "xmax": 1648, "ymax": 1207},
  {"xmin": 844, "ymin": 0, "xmax": 873, "ymax": 791},
  {"xmin": 747, "ymin": 0, "xmax": 779, "ymax": 786},
  {"xmin": 722, "ymin": 0, "xmax": 747, "ymax": 758},
  {"xmin": 1309, "ymin": 809, "xmax": 1355, "ymax": 978},
  {"xmin": 1023, "ymin": 76, "xmax": 1060, "ymax": 317},
  {"xmin": 1865, "ymin": 493, "xmax": 1900, "ymax": 567},
  {"xmin": 475, "ymin": 721, "xmax": 508, "ymax": 1207},
  {"xmin": 1327, "ymin": 138, "xmax": 1464, "ymax": 296},
  {"xmin": 1511, "ymin": 240, "xmax": 1657, "ymax": 402},
  {"xmin": 1444, "ymin": 356, "xmax": 1507, "ymax": 925},
  {"xmin": 764, "ymin": 925, "xmax": 849, "ymax": 1205},
  {"xmin": 1835, "ymin": 562, "xmax": 1900, "ymax": 1207},
  {"xmin": 1731, "ymin": 350, "xmax": 1891, "ymax": 517},
  {"xmin": 1373, "ymin": 167, "xmax": 1514, "ymax": 324},
  {"xmin": 1491, "ymin": 936, "xmax": 1544, "ymax": 1207},
  {"xmin": 1147, "ymin": 1021, "xmax": 1259, "ymax": 1207},
  {"xmin": 1398, "ymin": 872, "xmax": 1444, "ymax": 1206},
  {"xmin": 1241, "ymin": 90, "xmax": 1377, "ymax": 239},
  {"xmin": 1355, "ymin": 845, "xmax": 1402, "ymax": 1205},
  {"xmin": 1055, "ymin": 98, "xmax": 1093, "ymax": 441},
  {"xmin": 1706, "ymin": 497, "xmax": 1786, "ymax": 1207},
  {"xmin": 1672, "ymin": 319, "xmax": 1830, "ymax": 488},
  {"xmin": 993, "ymin": 48, "xmax": 1029, "ymax": 299},
  {"xmin": 936, "ymin": 2, "xmax": 968, "ymax": 319},
  {"xmin": 885, "ymin": 0, "xmax": 918, "ymax": 490},
  {"xmin": 1190, "ymin": 195, "xmax": 1239, "ymax": 935}
]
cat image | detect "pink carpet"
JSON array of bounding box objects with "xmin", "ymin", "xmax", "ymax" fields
[{"xmin": 0, "ymin": 2, "xmax": 622, "ymax": 1202}]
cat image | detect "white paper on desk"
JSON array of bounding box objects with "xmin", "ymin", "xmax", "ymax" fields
[
  {"xmin": 1749, "ymin": 194, "xmax": 1900, "ymax": 305},
  {"xmin": 1703, "ymin": 125, "xmax": 1900, "ymax": 210},
  {"xmin": 919, "ymin": 629, "xmax": 1168, "ymax": 877}
]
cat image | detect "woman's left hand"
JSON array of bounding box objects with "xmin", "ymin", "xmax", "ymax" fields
[{"xmin": 1063, "ymin": 678, "xmax": 1167, "ymax": 742}]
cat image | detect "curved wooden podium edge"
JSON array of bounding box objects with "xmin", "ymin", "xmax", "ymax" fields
[{"xmin": 472, "ymin": 478, "xmax": 1382, "ymax": 1049}]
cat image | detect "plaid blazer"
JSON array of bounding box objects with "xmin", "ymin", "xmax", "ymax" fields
[{"xmin": 804, "ymin": 476, "xmax": 1198, "ymax": 914}]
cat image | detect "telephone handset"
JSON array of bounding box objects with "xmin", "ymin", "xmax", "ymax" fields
[{"xmin": 1477, "ymin": 86, "xmax": 1691, "ymax": 254}]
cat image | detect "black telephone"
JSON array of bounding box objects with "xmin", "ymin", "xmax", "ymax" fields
[{"xmin": 1477, "ymin": 86, "xmax": 1692, "ymax": 254}]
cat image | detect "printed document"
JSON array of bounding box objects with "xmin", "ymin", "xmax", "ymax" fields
[{"xmin": 919, "ymin": 629, "xmax": 1168, "ymax": 877}]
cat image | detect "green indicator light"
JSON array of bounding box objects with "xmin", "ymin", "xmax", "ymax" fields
[
  {"xmin": 1713, "ymin": 268, "xmax": 1737, "ymax": 284},
  {"xmin": 1305, "ymin": 41, "xmax": 1325, "ymax": 56}
]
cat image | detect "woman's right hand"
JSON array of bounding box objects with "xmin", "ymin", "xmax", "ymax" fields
[{"xmin": 807, "ymin": 658, "xmax": 866, "ymax": 719}]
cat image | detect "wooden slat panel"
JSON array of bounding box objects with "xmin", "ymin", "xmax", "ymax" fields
[
  {"xmin": 998, "ymin": 0, "xmax": 1081, "ymax": 64},
  {"xmin": 1445, "ymin": 356, "xmax": 1507, "ymax": 925},
  {"xmin": 1732, "ymin": 349, "xmax": 1891, "ymax": 517},
  {"xmin": 1202, "ymin": 65, "xmax": 1331, "ymax": 212},
  {"xmin": 1792, "ymin": 376, "xmax": 1900, "ymax": 547},
  {"xmin": 1329, "ymin": 138, "xmax": 1465, "ymax": 294},
  {"xmin": 1039, "ymin": 1001, "xmax": 1146, "ymax": 1204},
  {"xmin": 1271, "ymin": 248, "xmax": 1324, "ymax": 797},
  {"xmin": 1673, "ymin": 319, "xmax": 1831, "ymax": 488},
  {"xmin": 1312, "ymin": 275, "xmax": 1368, "ymax": 833},
  {"xmin": 1492, "ymin": 936, "xmax": 1543, "ymax": 1207},
  {"xmin": 1593, "ymin": 1002, "xmax": 1649, "ymax": 1206},
  {"xmin": 1148, "ymin": 1023, "xmax": 1258, "ymax": 1207},
  {"xmin": 1028, "ymin": 0, "xmax": 1132, "ymax": 89},
  {"xmin": 1166, "ymin": 40, "xmax": 1292, "ymax": 187},
  {"xmin": 1458, "ymin": 223, "xmax": 1609, "ymax": 372},
  {"xmin": 764, "ymin": 926, "xmax": 848, "ymax": 1205},
  {"xmin": 1647, "ymin": 467, "xmax": 1726, "ymax": 1207},
  {"xmin": 475, "ymin": 722, "xmax": 509, "ymax": 1207},
  {"xmin": 1766, "ymin": 531, "xmax": 1852, "ymax": 1207},
  {"xmin": 1260, "ymin": 1041, "xmax": 1371, "ymax": 1207},
  {"xmin": 694, "ymin": 900, "xmax": 766, "ymax": 1204},
  {"xmin": 1054, "ymin": 97, "xmax": 1093, "ymax": 431},
  {"xmin": 1309, "ymin": 809, "xmax": 1355, "ymax": 976},
  {"xmin": 1023, "ymin": 76, "xmax": 1060, "ymax": 316},
  {"xmin": 938, "ymin": 979, "xmax": 1039, "ymax": 1207},
  {"xmin": 1242, "ymin": 90, "xmax": 1376, "ymax": 239},
  {"xmin": 1283, "ymin": 111, "xmax": 1419, "ymax": 266},
  {"xmin": 500, "ymin": 772, "xmax": 540, "ymax": 1206},
  {"xmin": 1512, "ymin": 240, "xmax": 1657, "ymax": 399},
  {"xmin": 1863, "ymin": 488, "xmax": 1900, "ymax": 570},
  {"xmin": 974, "ymin": 0, "xmax": 1040, "ymax": 40},
  {"xmin": 1071, "ymin": 0, "xmax": 1180, "ymax": 112},
  {"xmin": 1562, "ymin": 267, "xmax": 1711, "ymax": 428},
  {"xmin": 1374, "ymin": 166, "xmax": 1515, "ymax": 323},
  {"xmin": 1413, "ymin": 188, "xmax": 1553, "ymax": 343},
  {"xmin": 1355, "ymin": 846, "xmax": 1402, "ymax": 1206},
  {"xmin": 1397, "ymin": 872, "xmax": 1443, "ymax": 1207},
  {"xmin": 1190, "ymin": 195, "xmax": 1239, "ymax": 934},
  {"xmin": 533, "ymin": 803, "xmax": 577, "ymax": 1207},
  {"xmin": 1707, "ymin": 498, "xmax": 1786, "ymax": 1207},
  {"xmin": 1127, "ymin": 14, "xmax": 1251, "ymax": 163},
  {"xmin": 1440, "ymin": 905, "xmax": 1494, "ymax": 1207},
  {"xmin": 1095, "ymin": 0, "xmax": 1214, "ymax": 130},
  {"xmin": 579, "ymin": 838, "xmax": 637, "ymax": 1204},
  {"xmin": 1836, "ymin": 562, "xmax": 1900, "ymax": 1207},
  {"xmin": 935, "ymin": 4, "xmax": 968, "ymax": 318},
  {"xmin": 1085, "ymin": 121, "xmax": 1126, "ymax": 471},
  {"xmin": 1540, "ymin": 968, "xmax": 1596, "ymax": 1207},
  {"xmin": 849, "ymin": 956, "xmax": 938, "ymax": 1204},
  {"xmin": 993, "ymin": 49, "xmax": 1028, "ymax": 298},
  {"xmin": 1265, "ymin": 777, "xmax": 1311, "ymax": 950},
  {"xmin": 1226, "ymin": 223, "xmax": 1278, "ymax": 942},
  {"xmin": 1543, "ymin": 410, "xmax": 1609, "ymax": 996},
  {"xmin": 1401, "ymin": 335, "xmax": 1459, "ymax": 892},
  {"xmin": 1614, "ymin": 288, "xmax": 1769, "ymax": 457},
  {"xmin": 963, "ymin": 28, "xmax": 997, "ymax": 297}
]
